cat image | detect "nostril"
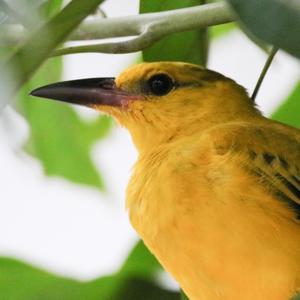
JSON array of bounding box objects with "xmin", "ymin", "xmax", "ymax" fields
[{"xmin": 98, "ymin": 78, "xmax": 115, "ymax": 90}]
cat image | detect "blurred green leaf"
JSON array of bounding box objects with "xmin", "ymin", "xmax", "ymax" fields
[
  {"xmin": 4, "ymin": 0, "xmax": 105, "ymax": 91},
  {"xmin": 181, "ymin": 290, "xmax": 189, "ymax": 300},
  {"xmin": 290, "ymin": 292, "xmax": 300, "ymax": 300},
  {"xmin": 0, "ymin": 257, "xmax": 85, "ymax": 300},
  {"xmin": 210, "ymin": 22, "xmax": 236, "ymax": 39},
  {"xmin": 0, "ymin": 46, "xmax": 11, "ymax": 59},
  {"xmin": 226, "ymin": 0, "xmax": 300, "ymax": 59},
  {"xmin": 0, "ymin": 256, "xmax": 179, "ymax": 300},
  {"xmin": 271, "ymin": 81, "xmax": 300, "ymax": 128},
  {"xmin": 11, "ymin": 0, "xmax": 112, "ymax": 189},
  {"xmin": 39, "ymin": 0, "xmax": 64, "ymax": 19},
  {"xmin": 209, "ymin": 18, "xmax": 268, "ymax": 53},
  {"xmin": 16, "ymin": 57, "xmax": 112, "ymax": 189},
  {"xmin": 110, "ymin": 277, "xmax": 179, "ymax": 300},
  {"xmin": 120, "ymin": 240, "xmax": 162, "ymax": 280},
  {"xmin": 140, "ymin": 0, "xmax": 209, "ymax": 66}
]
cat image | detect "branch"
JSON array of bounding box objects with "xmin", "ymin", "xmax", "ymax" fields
[
  {"xmin": 53, "ymin": 22, "xmax": 166, "ymax": 56},
  {"xmin": 71, "ymin": 2, "xmax": 233, "ymax": 40},
  {"xmin": 0, "ymin": 2, "xmax": 235, "ymax": 55},
  {"xmin": 54, "ymin": 2, "xmax": 235, "ymax": 55}
]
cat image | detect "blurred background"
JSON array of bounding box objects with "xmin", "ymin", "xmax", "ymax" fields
[{"xmin": 0, "ymin": 0, "xmax": 299, "ymax": 299}]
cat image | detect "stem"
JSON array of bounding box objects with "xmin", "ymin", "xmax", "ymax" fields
[
  {"xmin": 0, "ymin": 2, "xmax": 235, "ymax": 54},
  {"xmin": 53, "ymin": 2, "xmax": 235, "ymax": 56},
  {"xmin": 251, "ymin": 47, "xmax": 278, "ymax": 101}
]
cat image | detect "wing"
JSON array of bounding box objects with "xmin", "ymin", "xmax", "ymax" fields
[
  {"xmin": 207, "ymin": 121, "xmax": 300, "ymax": 220},
  {"xmin": 246, "ymin": 149, "xmax": 300, "ymax": 219}
]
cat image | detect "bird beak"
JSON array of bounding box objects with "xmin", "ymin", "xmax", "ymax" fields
[{"xmin": 30, "ymin": 78, "xmax": 140, "ymax": 108}]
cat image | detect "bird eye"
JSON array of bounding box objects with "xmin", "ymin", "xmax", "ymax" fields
[{"xmin": 148, "ymin": 74, "xmax": 174, "ymax": 96}]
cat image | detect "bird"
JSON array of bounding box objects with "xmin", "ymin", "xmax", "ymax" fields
[{"xmin": 31, "ymin": 62, "xmax": 300, "ymax": 300}]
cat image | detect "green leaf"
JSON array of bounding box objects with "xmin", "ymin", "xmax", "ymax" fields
[
  {"xmin": 16, "ymin": 57, "xmax": 112, "ymax": 189},
  {"xmin": 290, "ymin": 292, "xmax": 300, "ymax": 300},
  {"xmin": 39, "ymin": 0, "xmax": 64, "ymax": 19},
  {"xmin": 4, "ymin": 0, "xmax": 105, "ymax": 91},
  {"xmin": 140, "ymin": 0, "xmax": 209, "ymax": 66},
  {"xmin": 120, "ymin": 240, "xmax": 162, "ymax": 280},
  {"xmin": 226, "ymin": 0, "xmax": 300, "ymax": 59},
  {"xmin": 210, "ymin": 22, "xmax": 236, "ymax": 39},
  {"xmin": 271, "ymin": 81, "xmax": 300, "ymax": 129},
  {"xmin": 0, "ymin": 257, "xmax": 87, "ymax": 300},
  {"xmin": 109, "ymin": 277, "xmax": 180, "ymax": 300},
  {"xmin": 0, "ymin": 256, "xmax": 180, "ymax": 300},
  {"xmin": 181, "ymin": 290, "xmax": 189, "ymax": 300},
  {"xmin": 10, "ymin": 0, "xmax": 112, "ymax": 189}
]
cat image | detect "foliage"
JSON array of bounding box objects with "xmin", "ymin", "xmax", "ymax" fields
[
  {"xmin": 0, "ymin": 1, "xmax": 120, "ymax": 297},
  {"xmin": 4, "ymin": 0, "xmax": 105, "ymax": 89},
  {"xmin": 181, "ymin": 290, "xmax": 189, "ymax": 300},
  {"xmin": 226, "ymin": 0, "xmax": 300, "ymax": 59},
  {"xmin": 272, "ymin": 81, "xmax": 300, "ymax": 128},
  {"xmin": 141, "ymin": 0, "xmax": 208, "ymax": 66},
  {"xmin": 0, "ymin": 242, "xmax": 179, "ymax": 300},
  {"xmin": 16, "ymin": 58, "xmax": 112, "ymax": 188},
  {"xmin": 10, "ymin": 0, "xmax": 113, "ymax": 188},
  {"xmin": 291, "ymin": 293, "xmax": 300, "ymax": 300}
]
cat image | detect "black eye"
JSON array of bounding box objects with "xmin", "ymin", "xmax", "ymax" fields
[{"xmin": 148, "ymin": 74, "xmax": 174, "ymax": 96}]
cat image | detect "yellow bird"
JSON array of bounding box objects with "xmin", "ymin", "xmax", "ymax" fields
[{"xmin": 31, "ymin": 62, "xmax": 300, "ymax": 300}]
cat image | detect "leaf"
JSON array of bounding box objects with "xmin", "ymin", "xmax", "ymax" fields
[
  {"xmin": 16, "ymin": 57, "xmax": 112, "ymax": 189},
  {"xmin": 181, "ymin": 290, "xmax": 189, "ymax": 300},
  {"xmin": 140, "ymin": 0, "xmax": 209, "ymax": 66},
  {"xmin": 120, "ymin": 240, "xmax": 162, "ymax": 280},
  {"xmin": 226, "ymin": 0, "xmax": 300, "ymax": 59},
  {"xmin": 109, "ymin": 277, "xmax": 180, "ymax": 300},
  {"xmin": 39, "ymin": 0, "xmax": 64, "ymax": 19},
  {"xmin": 271, "ymin": 81, "xmax": 300, "ymax": 129},
  {"xmin": 0, "ymin": 256, "xmax": 180, "ymax": 300},
  {"xmin": 210, "ymin": 22, "xmax": 236, "ymax": 39},
  {"xmin": 0, "ymin": 257, "xmax": 86, "ymax": 300},
  {"xmin": 3, "ymin": 0, "xmax": 105, "ymax": 92},
  {"xmin": 10, "ymin": 0, "xmax": 112, "ymax": 189},
  {"xmin": 291, "ymin": 294, "xmax": 300, "ymax": 300}
]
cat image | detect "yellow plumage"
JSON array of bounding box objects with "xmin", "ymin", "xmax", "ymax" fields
[
  {"xmin": 115, "ymin": 62, "xmax": 300, "ymax": 300},
  {"xmin": 32, "ymin": 61, "xmax": 300, "ymax": 300}
]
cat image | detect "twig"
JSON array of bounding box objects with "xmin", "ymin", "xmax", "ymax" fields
[
  {"xmin": 0, "ymin": 2, "xmax": 235, "ymax": 55},
  {"xmin": 53, "ymin": 22, "xmax": 167, "ymax": 56},
  {"xmin": 54, "ymin": 2, "xmax": 234, "ymax": 56},
  {"xmin": 251, "ymin": 47, "xmax": 278, "ymax": 101}
]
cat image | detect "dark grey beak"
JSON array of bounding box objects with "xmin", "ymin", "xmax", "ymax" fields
[{"xmin": 30, "ymin": 78, "xmax": 138, "ymax": 107}]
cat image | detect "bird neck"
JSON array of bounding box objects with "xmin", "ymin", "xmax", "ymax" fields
[
  {"xmin": 122, "ymin": 85, "xmax": 262, "ymax": 154},
  {"xmin": 127, "ymin": 108, "xmax": 261, "ymax": 155}
]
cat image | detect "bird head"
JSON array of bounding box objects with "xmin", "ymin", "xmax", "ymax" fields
[{"xmin": 31, "ymin": 62, "xmax": 257, "ymax": 152}]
